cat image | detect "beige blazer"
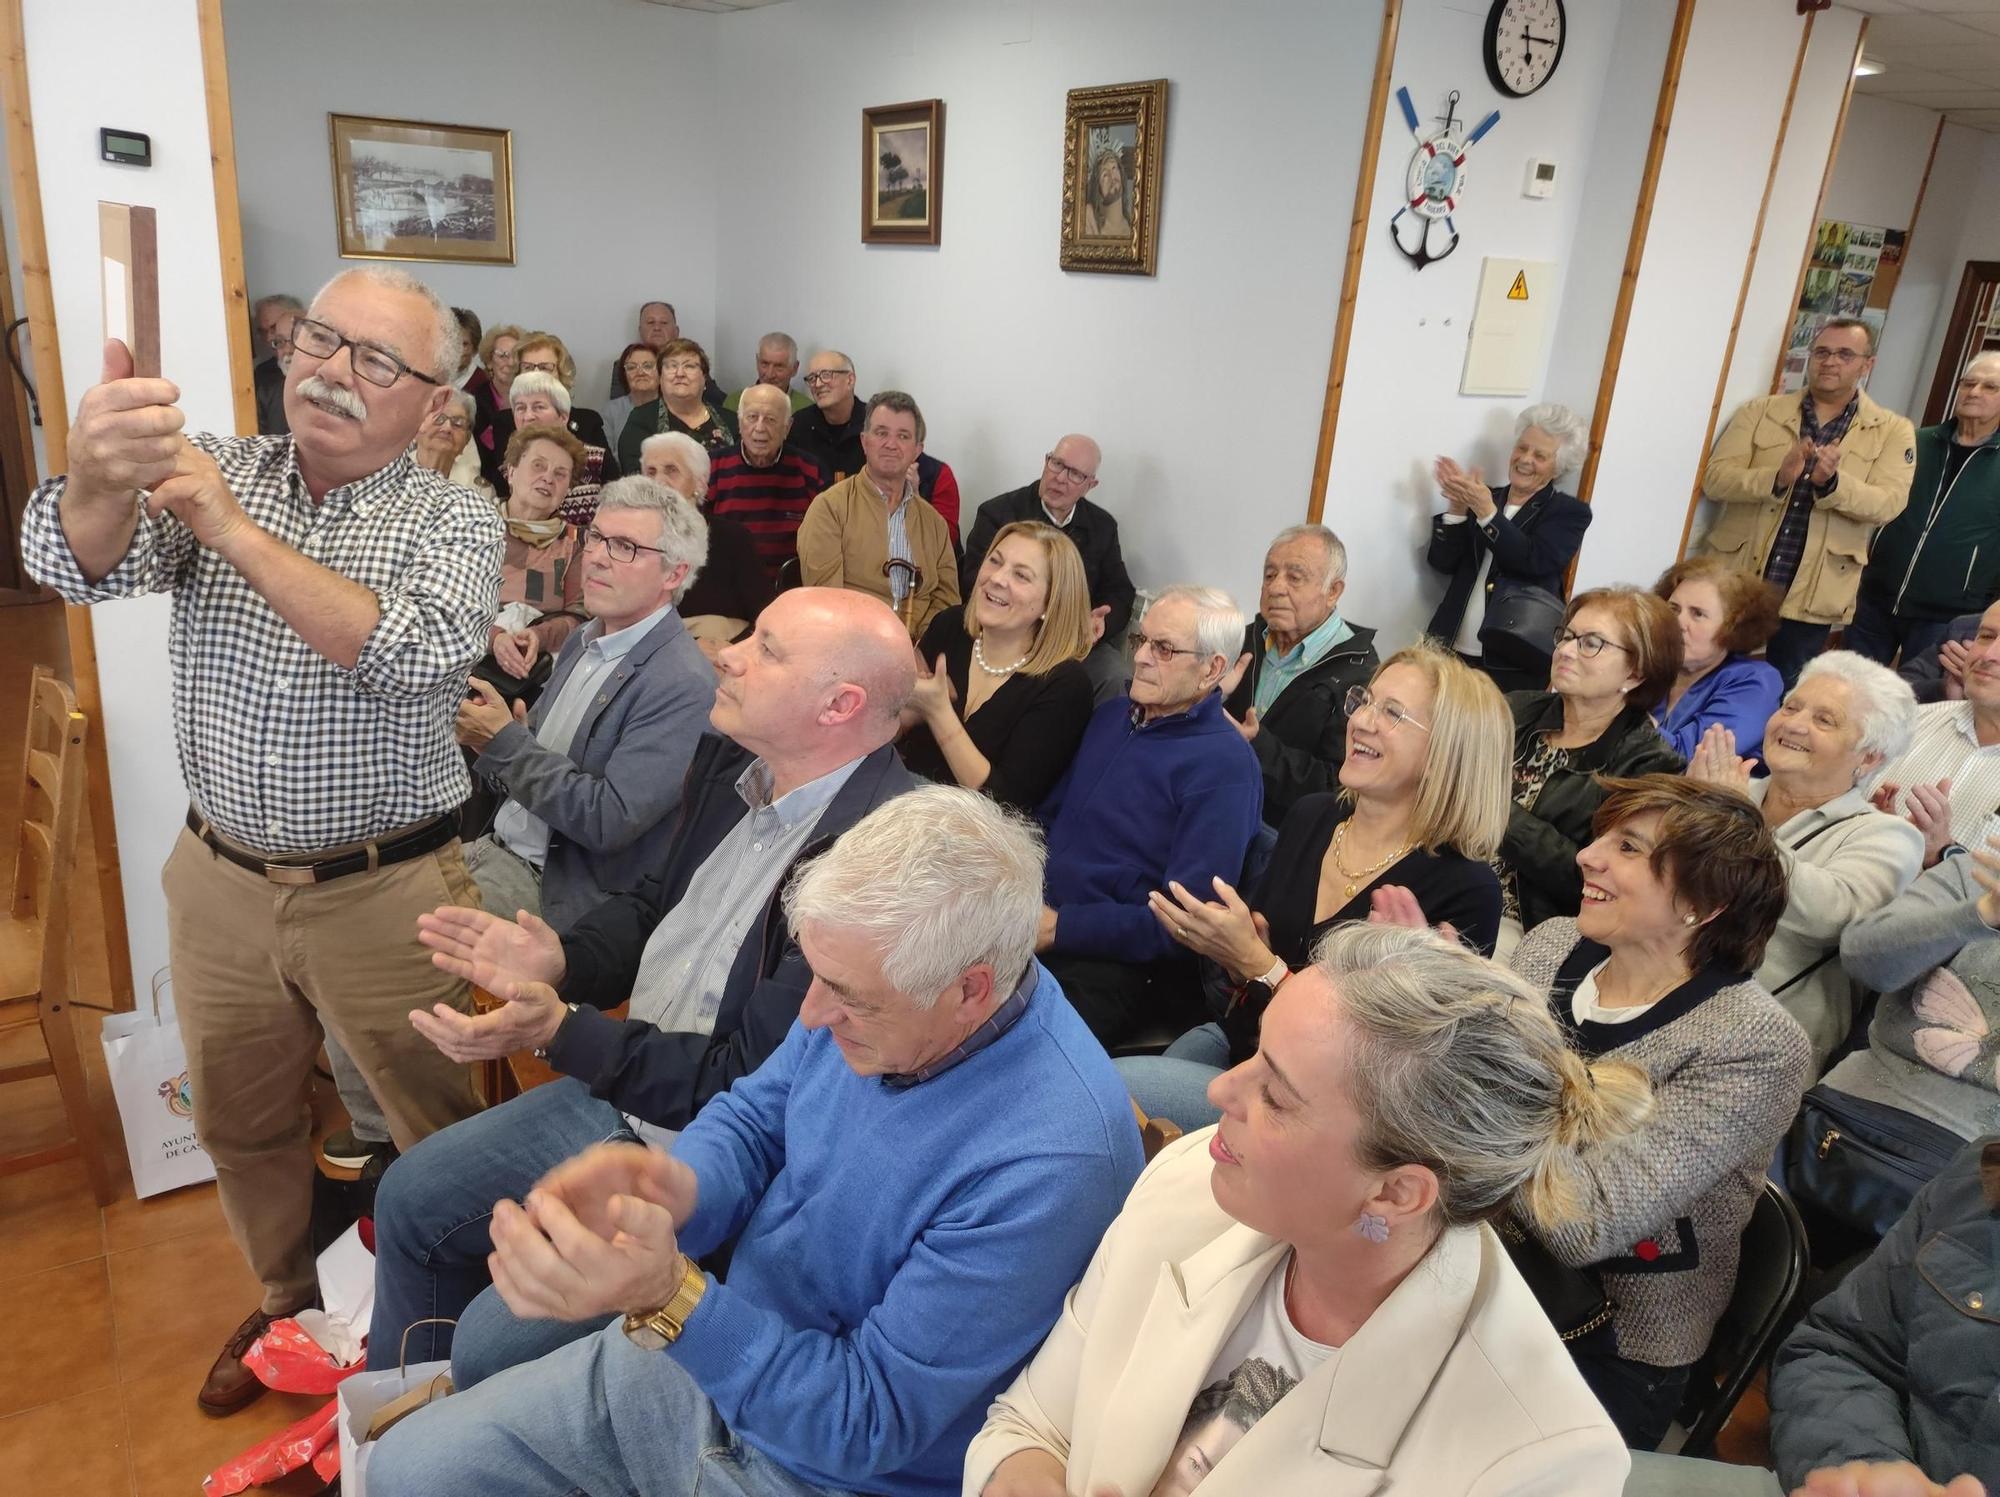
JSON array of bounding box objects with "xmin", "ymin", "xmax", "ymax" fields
[
  {"xmin": 964, "ymin": 1132, "xmax": 1629, "ymax": 1497},
  {"xmin": 796, "ymin": 470, "xmax": 960, "ymax": 639},
  {"xmin": 1699, "ymin": 388, "xmax": 1916, "ymax": 625}
]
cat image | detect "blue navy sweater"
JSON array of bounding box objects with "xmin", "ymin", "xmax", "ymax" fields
[
  {"xmin": 664, "ymin": 966, "xmax": 1144, "ymax": 1495},
  {"xmin": 1037, "ymin": 691, "xmax": 1264, "ymax": 964}
]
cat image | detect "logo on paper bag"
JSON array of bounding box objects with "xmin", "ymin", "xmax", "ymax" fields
[{"xmin": 158, "ymin": 1072, "xmax": 194, "ymax": 1120}]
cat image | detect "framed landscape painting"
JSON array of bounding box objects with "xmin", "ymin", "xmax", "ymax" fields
[
  {"xmin": 1060, "ymin": 79, "xmax": 1169, "ymax": 276},
  {"xmin": 330, "ymin": 113, "xmax": 515, "ymax": 265},
  {"xmin": 862, "ymin": 99, "xmax": 944, "ymax": 246}
]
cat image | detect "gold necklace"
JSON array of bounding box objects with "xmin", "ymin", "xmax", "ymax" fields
[{"xmin": 1329, "ymin": 820, "xmax": 1415, "ymax": 900}]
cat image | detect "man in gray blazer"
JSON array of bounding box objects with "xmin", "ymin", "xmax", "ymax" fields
[{"xmin": 456, "ymin": 476, "xmax": 716, "ymax": 933}]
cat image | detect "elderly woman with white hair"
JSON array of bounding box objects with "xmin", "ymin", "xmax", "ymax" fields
[
  {"xmin": 413, "ymin": 387, "xmax": 491, "ymax": 497},
  {"xmin": 638, "ymin": 431, "xmax": 772, "ymax": 650},
  {"xmin": 1687, "ymin": 650, "xmax": 1925, "ymax": 1066},
  {"xmin": 970, "ymin": 923, "xmax": 1636, "ymax": 1497},
  {"xmin": 1427, "ymin": 402, "xmax": 1594, "ymax": 693}
]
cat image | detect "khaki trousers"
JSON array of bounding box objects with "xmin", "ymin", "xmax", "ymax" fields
[{"xmin": 161, "ymin": 827, "xmax": 483, "ymax": 1311}]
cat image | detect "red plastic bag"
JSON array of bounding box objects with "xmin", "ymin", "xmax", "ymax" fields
[
  {"xmin": 201, "ymin": 1396, "xmax": 340, "ymax": 1495},
  {"xmin": 244, "ymin": 1316, "xmax": 366, "ymax": 1395}
]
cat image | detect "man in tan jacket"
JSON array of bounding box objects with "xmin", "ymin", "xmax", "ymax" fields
[
  {"xmin": 797, "ymin": 389, "xmax": 959, "ymax": 638},
  {"xmin": 1700, "ymin": 316, "xmax": 1916, "ymax": 685}
]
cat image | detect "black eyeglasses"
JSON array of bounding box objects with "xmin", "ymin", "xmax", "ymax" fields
[
  {"xmin": 1552, "ymin": 627, "xmax": 1631, "ymax": 658},
  {"xmin": 803, "ymin": 369, "xmax": 854, "ymax": 388},
  {"xmin": 1044, "ymin": 452, "xmax": 1096, "ymax": 485},
  {"xmin": 289, "ymin": 316, "xmax": 443, "ymax": 389},
  {"xmin": 1343, "ymin": 685, "xmax": 1431, "ymax": 735},
  {"xmin": 581, "ymin": 525, "xmax": 666, "ymax": 564},
  {"xmin": 1128, "ymin": 631, "xmax": 1201, "ymax": 663},
  {"xmin": 1808, "ymin": 346, "xmax": 1867, "ymax": 365}
]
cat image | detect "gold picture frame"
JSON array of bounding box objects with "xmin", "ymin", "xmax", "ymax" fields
[
  {"xmin": 862, "ymin": 100, "xmax": 945, "ymax": 246},
  {"xmin": 1060, "ymin": 79, "xmax": 1169, "ymax": 276},
  {"xmin": 329, "ymin": 113, "xmax": 515, "ymax": 265}
]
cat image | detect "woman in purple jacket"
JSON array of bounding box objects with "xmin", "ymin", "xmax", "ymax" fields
[{"xmin": 1653, "ymin": 555, "xmax": 1784, "ymax": 761}]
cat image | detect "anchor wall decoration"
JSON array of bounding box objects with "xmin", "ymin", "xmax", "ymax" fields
[{"xmin": 1386, "ymin": 87, "xmax": 1501, "ymax": 271}]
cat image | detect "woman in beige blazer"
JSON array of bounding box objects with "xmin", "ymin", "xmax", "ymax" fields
[{"xmin": 966, "ymin": 923, "xmax": 1641, "ymax": 1497}]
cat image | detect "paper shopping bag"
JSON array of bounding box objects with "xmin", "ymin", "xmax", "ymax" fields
[
  {"xmin": 99, "ymin": 969, "xmax": 214, "ymax": 1197},
  {"xmin": 336, "ymin": 1318, "xmax": 455, "ymax": 1497}
]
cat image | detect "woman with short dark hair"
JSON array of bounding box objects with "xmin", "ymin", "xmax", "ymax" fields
[
  {"xmin": 1499, "ymin": 586, "xmax": 1685, "ymax": 951},
  {"xmin": 1652, "ymin": 554, "xmax": 1785, "ymax": 759},
  {"xmin": 1511, "ymin": 774, "xmax": 1812, "ymax": 1449}
]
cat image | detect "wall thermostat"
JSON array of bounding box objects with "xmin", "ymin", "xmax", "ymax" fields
[
  {"xmin": 1523, "ymin": 157, "xmax": 1557, "ymax": 199},
  {"xmin": 100, "ymin": 128, "xmax": 152, "ymax": 167}
]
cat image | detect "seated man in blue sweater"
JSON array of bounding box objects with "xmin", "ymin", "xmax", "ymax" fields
[
  {"xmin": 369, "ymin": 786, "xmax": 1145, "ymax": 1497},
  {"xmin": 1036, "ymin": 584, "xmax": 1264, "ymax": 1046}
]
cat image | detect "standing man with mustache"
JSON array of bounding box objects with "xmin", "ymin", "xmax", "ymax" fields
[{"xmin": 20, "ymin": 266, "xmax": 505, "ymax": 1418}]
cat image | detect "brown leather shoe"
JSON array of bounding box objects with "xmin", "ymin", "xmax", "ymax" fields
[{"xmin": 196, "ymin": 1306, "xmax": 278, "ymax": 1417}]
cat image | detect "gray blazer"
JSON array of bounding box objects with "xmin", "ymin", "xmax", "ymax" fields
[{"xmin": 475, "ymin": 609, "xmax": 714, "ymax": 932}]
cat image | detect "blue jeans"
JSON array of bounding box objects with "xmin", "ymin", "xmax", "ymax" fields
[
  {"xmin": 1762, "ymin": 618, "xmax": 1832, "ymax": 690},
  {"xmin": 1116, "ymin": 1022, "xmax": 1229, "ymax": 1133},
  {"xmin": 368, "ymin": 1076, "xmax": 636, "ymax": 1369},
  {"xmin": 1840, "ymin": 589, "xmax": 1956, "ymax": 670},
  {"xmin": 369, "ymin": 1320, "xmax": 849, "ymax": 1497}
]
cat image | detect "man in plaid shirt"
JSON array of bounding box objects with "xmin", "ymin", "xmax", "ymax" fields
[{"xmin": 21, "ymin": 266, "xmax": 503, "ymax": 1418}]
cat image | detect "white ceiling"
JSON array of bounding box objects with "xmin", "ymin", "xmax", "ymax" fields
[
  {"xmin": 636, "ymin": 0, "xmax": 791, "ymax": 11},
  {"xmin": 1842, "ymin": 0, "xmax": 2000, "ymax": 130}
]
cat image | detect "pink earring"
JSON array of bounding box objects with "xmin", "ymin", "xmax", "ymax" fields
[{"xmin": 1354, "ymin": 1211, "xmax": 1390, "ymax": 1244}]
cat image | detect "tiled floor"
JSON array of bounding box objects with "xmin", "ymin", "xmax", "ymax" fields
[{"xmin": 0, "ymin": 1007, "xmax": 347, "ymax": 1497}]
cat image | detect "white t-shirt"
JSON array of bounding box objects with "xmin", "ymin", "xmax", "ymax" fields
[
  {"xmin": 1569, "ymin": 960, "xmax": 1656, "ymax": 1026},
  {"xmin": 1446, "ymin": 502, "xmax": 1527, "ymax": 656},
  {"xmin": 1150, "ymin": 1254, "xmax": 1337, "ymax": 1497}
]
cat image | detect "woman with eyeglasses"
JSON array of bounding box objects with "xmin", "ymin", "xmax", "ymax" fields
[
  {"xmin": 413, "ymin": 389, "xmax": 490, "ymax": 497},
  {"xmin": 1497, "ymin": 587, "xmax": 1684, "ymax": 957},
  {"xmin": 1121, "ymin": 644, "xmax": 1511, "ymax": 1131},
  {"xmin": 615, "ymin": 337, "xmax": 737, "ymax": 476},
  {"xmin": 484, "ymin": 332, "xmax": 619, "ymax": 522},
  {"xmin": 469, "ymin": 322, "xmax": 524, "ymax": 474},
  {"xmin": 603, "ymin": 343, "xmax": 660, "ymax": 455},
  {"xmin": 1684, "ymin": 651, "xmax": 1922, "ymax": 1068}
]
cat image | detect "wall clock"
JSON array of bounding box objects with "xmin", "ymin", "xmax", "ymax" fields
[{"xmin": 1484, "ymin": 0, "xmax": 1566, "ymax": 98}]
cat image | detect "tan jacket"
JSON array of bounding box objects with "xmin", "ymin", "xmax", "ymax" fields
[
  {"xmin": 963, "ymin": 1132, "xmax": 1630, "ymax": 1497},
  {"xmin": 1700, "ymin": 388, "xmax": 1916, "ymax": 625},
  {"xmin": 797, "ymin": 471, "xmax": 960, "ymax": 638}
]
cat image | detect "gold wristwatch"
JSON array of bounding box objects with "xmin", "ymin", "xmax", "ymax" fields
[{"xmin": 621, "ymin": 1258, "xmax": 708, "ymax": 1351}]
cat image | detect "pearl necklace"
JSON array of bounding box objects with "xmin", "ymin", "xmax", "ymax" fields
[
  {"xmin": 1329, "ymin": 820, "xmax": 1414, "ymax": 900},
  {"xmin": 973, "ymin": 637, "xmax": 1032, "ymax": 677}
]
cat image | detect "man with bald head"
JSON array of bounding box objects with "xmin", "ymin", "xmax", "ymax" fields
[
  {"xmin": 22, "ymin": 264, "xmax": 501, "ymax": 1415},
  {"xmin": 709, "ymin": 381, "xmax": 829, "ymax": 576},
  {"xmin": 790, "ymin": 348, "xmax": 866, "ymax": 483},
  {"xmin": 370, "ymin": 587, "xmax": 923, "ymax": 1368},
  {"xmin": 964, "ymin": 436, "xmax": 1136, "ymax": 702}
]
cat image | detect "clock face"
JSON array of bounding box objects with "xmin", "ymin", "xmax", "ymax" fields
[{"xmin": 1485, "ymin": 0, "xmax": 1566, "ymax": 98}]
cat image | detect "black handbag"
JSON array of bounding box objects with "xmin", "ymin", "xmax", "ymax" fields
[
  {"xmin": 1785, "ymin": 1085, "xmax": 1963, "ymax": 1242},
  {"xmin": 1496, "ymin": 1214, "xmax": 1614, "ymax": 1341},
  {"xmin": 1479, "ymin": 581, "xmax": 1567, "ymax": 673}
]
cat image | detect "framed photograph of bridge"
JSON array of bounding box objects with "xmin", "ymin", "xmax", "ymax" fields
[
  {"xmin": 329, "ymin": 114, "xmax": 515, "ymax": 265},
  {"xmin": 861, "ymin": 99, "xmax": 944, "ymax": 247}
]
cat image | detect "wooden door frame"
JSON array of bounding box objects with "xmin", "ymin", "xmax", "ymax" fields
[{"xmin": 1923, "ymin": 260, "xmax": 2000, "ymax": 425}]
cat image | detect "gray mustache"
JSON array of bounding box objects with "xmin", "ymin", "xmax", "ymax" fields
[{"xmin": 297, "ymin": 375, "xmax": 367, "ymax": 421}]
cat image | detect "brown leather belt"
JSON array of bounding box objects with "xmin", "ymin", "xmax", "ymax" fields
[{"xmin": 186, "ymin": 807, "xmax": 457, "ymax": 886}]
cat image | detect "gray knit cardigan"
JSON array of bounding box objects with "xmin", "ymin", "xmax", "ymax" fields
[{"xmin": 1511, "ymin": 918, "xmax": 1814, "ymax": 1368}]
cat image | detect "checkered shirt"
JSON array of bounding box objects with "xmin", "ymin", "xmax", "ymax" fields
[
  {"xmin": 1762, "ymin": 393, "xmax": 1858, "ymax": 593},
  {"xmin": 21, "ymin": 433, "xmax": 503, "ymax": 854}
]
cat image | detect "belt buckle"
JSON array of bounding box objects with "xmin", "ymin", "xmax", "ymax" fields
[{"xmin": 263, "ymin": 863, "xmax": 319, "ymax": 887}]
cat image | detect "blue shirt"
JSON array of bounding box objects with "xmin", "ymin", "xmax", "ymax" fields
[
  {"xmin": 663, "ymin": 967, "xmax": 1144, "ymax": 1494},
  {"xmin": 1253, "ymin": 608, "xmax": 1355, "ymax": 716}
]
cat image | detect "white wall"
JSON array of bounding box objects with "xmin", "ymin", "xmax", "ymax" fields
[
  {"xmin": 709, "ymin": 0, "xmax": 1374, "ymax": 620},
  {"xmin": 1324, "ymin": 0, "xmax": 1652, "ymax": 648},
  {"xmin": 1578, "ymin": 0, "xmax": 1829, "ymax": 590},
  {"xmin": 1893, "ymin": 125, "xmax": 1998, "ymax": 424},
  {"xmin": 222, "ymin": 0, "xmax": 719, "ymax": 405},
  {"xmin": 1823, "ymin": 93, "xmax": 1940, "ymax": 230},
  {"xmin": 22, "ymin": 0, "xmax": 240, "ymax": 991}
]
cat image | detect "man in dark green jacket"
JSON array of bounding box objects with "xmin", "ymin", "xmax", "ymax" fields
[{"xmin": 1849, "ymin": 353, "xmax": 2000, "ymax": 666}]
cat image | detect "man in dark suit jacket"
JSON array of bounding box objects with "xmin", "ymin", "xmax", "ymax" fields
[
  {"xmin": 370, "ymin": 588, "xmax": 921, "ymax": 1366},
  {"xmin": 963, "ymin": 435, "xmax": 1136, "ymax": 703},
  {"xmin": 1223, "ymin": 524, "xmax": 1379, "ymax": 828}
]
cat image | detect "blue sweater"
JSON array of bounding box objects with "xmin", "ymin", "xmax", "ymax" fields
[
  {"xmin": 1038, "ymin": 692, "xmax": 1264, "ymax": 963},
  {"xmin": 1652, "ymin": 652, "xmax": 1784, "ymax": 761},
  {"xmin": 665, "ymin": 965, "xmax": 1143, "ymax": 1495}
]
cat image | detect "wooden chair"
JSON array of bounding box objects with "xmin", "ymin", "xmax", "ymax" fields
[
  {"xmin": 0, "ymin": 666, "xmax": 114, "ymax": 1204},
  {"xmin": 1131, "ymin": 1099, "xmax": 1182, "ymax": 1162}
]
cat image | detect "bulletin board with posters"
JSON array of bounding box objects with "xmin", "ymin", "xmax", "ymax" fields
[{"xmin": 1779, "ymin": 219, "xmax": 1906, "ymax": 391}]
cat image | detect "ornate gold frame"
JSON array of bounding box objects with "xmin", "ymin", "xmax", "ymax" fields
[
  {"xmin": 1059, "ymin": 79, "xmax": 1169, "ymax": 276},
  {"xmin": 329, "ymin": 113, "xmax": 516, "ymax": 265}
]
